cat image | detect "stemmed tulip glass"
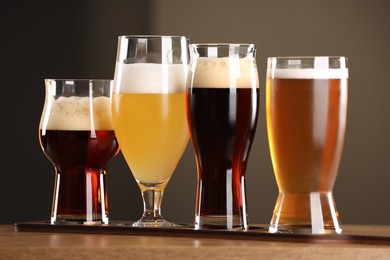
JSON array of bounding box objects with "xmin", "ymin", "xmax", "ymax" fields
[{"xmin": 112, "ymin": 35, "xmax": 189, "ymax": 227}]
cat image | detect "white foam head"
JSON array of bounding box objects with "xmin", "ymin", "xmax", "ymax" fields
[
  {"xmin": 40, "ymin": 96, "xmax": 113, "ymax": 131},
  {"xmin": 114, "ymin": 63, "xmax": 187, "ymax": 94},
  {"xmin": 191, "ymin": 57, "xmax": 259, "ymax": 88},
  {"xmin": 267, "ymin": 68, "xmax": 349, "ymax": 79}
]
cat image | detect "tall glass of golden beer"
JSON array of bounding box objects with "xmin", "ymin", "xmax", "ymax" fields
[
  {"xmin": 39, "ymin": 79, "xmax": 119, "ymax": 224},
  {"xmin": 266, "ymin": 56, "xmax": 348, "ymax": 234},
  {"xmin": 112, "ymin": 36, "xmax": 189, "ymax": 227},
  {"xmin": 187, "ymin": 44, "xmax": 259, "ymax": 229}
]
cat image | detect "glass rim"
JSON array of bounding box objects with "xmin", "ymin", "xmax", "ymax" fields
[
  {"xmin": 267, "ymin": 56, "xmax": 348, "ymax": 71},
  {"xmin": 267, "ymin": 56, "xmax": 349, "ymax": 78},
  {"xmin": 118, "ymin": 35, "xmax": 189, "ymax": 40},
  {"xmin": 44, "ymin": 79, "xmax": 112, "ymax": 82},
  {"xmin": 190, "ymin": 43, "xmax": 256, "ymax": 48},
  {"xmin": 267, "ymin": 56, "xmax": 347, "ymax": 60}
]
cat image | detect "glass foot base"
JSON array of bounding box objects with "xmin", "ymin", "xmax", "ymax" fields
[
  {"xmin": 51, "ymin": 215, "xmax": 108, "ymax": 225},
  {"xmin": 132, "ymin": 219, "xmax": 179, "ymax": 228},
  {"xmin": 195, "ymin": 215, "xmax": 248, "ymax": 230},
  {"xmin": 269, "ymin": 192, "xmax": 342, "ymax": 234},
  {"xmin": 269, "ymin": 224, "xmax": 342, "ymax": 234}
]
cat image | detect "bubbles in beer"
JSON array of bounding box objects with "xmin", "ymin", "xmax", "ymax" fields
[
  {"xmin": 42, "ymin": 96, "xmax": 113, "ymax": 131},
  {"xmin": 191, "ymin": 57, "xmax": 259, "ymax": 88},
  {"xmin": 114, "ymin": 63, "xmax": 187, "ymax": 94}
]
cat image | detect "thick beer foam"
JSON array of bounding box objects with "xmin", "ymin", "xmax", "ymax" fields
[
  {"xmin": 191, "ymin": 57, "xmax": 259, "ymax": 88},
  {"xmin": 114, "ymin": 63, "xmax": 187, "ymax": 93},
  {"xmin": 267, "ymin": 68, "xmax": 349, "ymax": 79},
  {"xmin": 41, "ymin": 96, "xmax": 114, "ymax": 131}
]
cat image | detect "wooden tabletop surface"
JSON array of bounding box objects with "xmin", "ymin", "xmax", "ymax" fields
[{"xmin": 2, "ymin": 224, "xmax": 390, "ymax": 259}]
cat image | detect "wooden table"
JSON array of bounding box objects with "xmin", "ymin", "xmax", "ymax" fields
[{"xmin": 1, "ymin": 224, "xmax": 390, "ymax": 259}]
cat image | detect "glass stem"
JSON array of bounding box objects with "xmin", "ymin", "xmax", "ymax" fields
[{"xmin": 140, "ymin": 189, "xmax": 164, "ymax": 222}]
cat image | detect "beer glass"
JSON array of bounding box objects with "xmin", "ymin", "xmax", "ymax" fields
[
  {"xmin": 39, "ymin": 79, "xmax": 119, "ymax": 224},
  {"xmin": 112, "ymin": 35, "xmax": 189, "ymax": 227},
  {"xmin": 187, "ymin": 44, "xmax": 259, "ymax": 229},
  {"xmin": 266, "ymin": 56, "xmax": 348, "ymax": 234}
]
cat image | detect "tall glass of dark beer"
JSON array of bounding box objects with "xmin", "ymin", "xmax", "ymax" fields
[
  {"xmin": 39, "ymin": 79, "xmax": 119, "ymax": 224},
  {"xmin": 187, "ymin": 44, "xmax": 259, "ymax": 229},
  {"xmin": 266, "ymin": 56, "xmax": 348, "ymax": 234}
]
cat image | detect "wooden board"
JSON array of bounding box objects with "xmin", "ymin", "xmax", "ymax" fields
[{"xmin": 14, "ymin": 221, "xmax": 390, "ymax": 246}]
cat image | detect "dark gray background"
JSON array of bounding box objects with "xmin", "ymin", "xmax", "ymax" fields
[{"xmin": 2, "ymin": 0, "xmax": 390, "ymax": 226}]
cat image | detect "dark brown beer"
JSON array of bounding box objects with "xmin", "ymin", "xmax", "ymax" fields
[
  {"xmin": 187, "ymin": 87, "xmax": 259, "ymax": 228},
  {"xmin": 266, "ymin": 77, "xmax": 347, "ymax": 230},
  {"xmin": 39, "ymin": 130, "xmax": 119, "ymax": 221}
]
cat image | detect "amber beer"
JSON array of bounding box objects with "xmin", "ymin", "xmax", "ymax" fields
[
  {"xmin": 187, "ymin": 46, "xmax": 259, "ymax": 229},
  {"xmin": 39, "ymin": 90, "xmax": 119, "ymax": 224},
  {"xmin": 266, "ymin": 60, "xmax": 348, "ymax": 233}
]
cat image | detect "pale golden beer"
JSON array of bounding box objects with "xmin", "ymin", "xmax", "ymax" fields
[
  {"xmin": 112, "ymin": 93, "xmax": 188, "ymax": 187},
  {"xmin": 266, "ymin": 57, "xmax": 348, "ymax": 234},
  {"xmin": 112, "ymin": 35, "xmax": 189, "ymax": 227}
]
